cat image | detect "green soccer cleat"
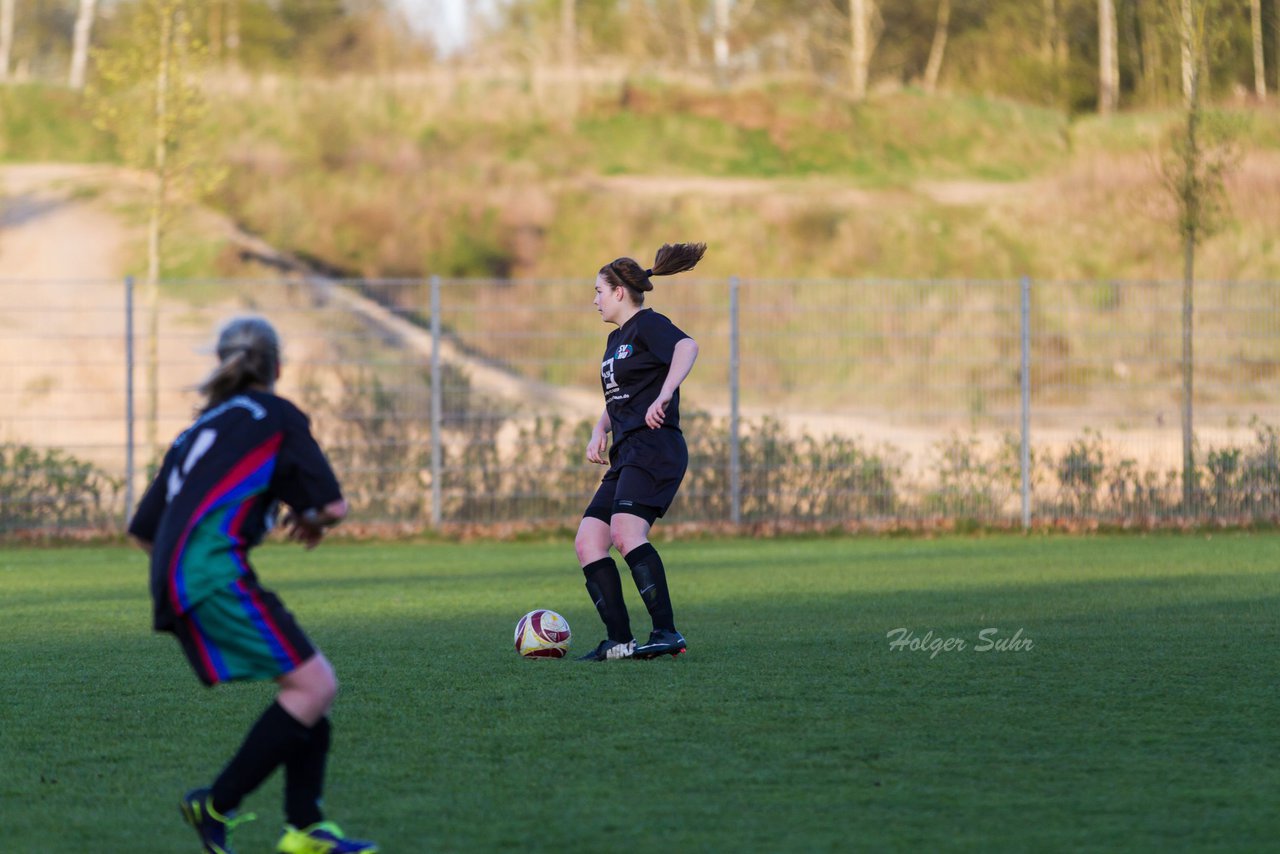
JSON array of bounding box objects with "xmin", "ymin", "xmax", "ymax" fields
[
  {"xmin": 180, "ymin": 788, "xmax": 255, "ymax": 854},
  {"xmin": 277, "ymin": 821, "xmax": 379, "ymax": 854}
]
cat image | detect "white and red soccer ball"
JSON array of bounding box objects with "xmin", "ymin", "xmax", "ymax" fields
[{"xmin": 514, "ymin": 609, "xmax": 572, "ymax": 659}]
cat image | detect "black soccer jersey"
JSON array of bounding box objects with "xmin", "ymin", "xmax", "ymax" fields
[
  {"xmin": 600, "ymin": 309, "xmax": 691, "ymax": 439},
  {"xmin": 128, "ymin": 390, "xmax": 342, "ymax": 631}
]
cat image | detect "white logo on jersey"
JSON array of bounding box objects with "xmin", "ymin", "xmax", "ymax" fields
[
  {"xmin": 166, "ymin": 427, "xmax": 218, "ymax": 502},
  {"xmin": 602, "ymin": 357, "xmax": 619, "ymax": 391}
]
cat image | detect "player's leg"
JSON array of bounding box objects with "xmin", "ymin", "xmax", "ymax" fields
[
  {"xmin": 612, "ymin": 433, "xmax": 688, "ymax": 658},
  {"xmin": 611, "ymin": 510, "xmax": 684, "ymax": 657},
  {"xmin": 575, "ymin": 476, "xmax": 635, "ymax": 661},
  {"xmin": 271, "ymin": 657, "xmax": 378, "ymax": 852},
  {"xmin": 174, "ymin": 585, "xmax": 322, "ymax": 851}
]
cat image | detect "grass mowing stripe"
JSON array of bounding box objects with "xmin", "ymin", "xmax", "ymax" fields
[{"xmin": 1, "ymin": 534, "xmax": 1276, "ymax": 851}]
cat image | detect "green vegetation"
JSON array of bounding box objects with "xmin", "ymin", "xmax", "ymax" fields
[
  {"xmin": 0, "ymin": 86, "xmax": 115, "ymax": 163},
  {"xmin": 4, "ymin": 76, "xmax": 1280, "ymax": 282},
  {"xmin": 2, "ymin": 535, "xmax": 1277, "ymax": 850},
  {"xmin": 0, "ymin": 443, "xmax": 121, "ymax": 533}
]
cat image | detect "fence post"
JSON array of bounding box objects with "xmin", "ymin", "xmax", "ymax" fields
[
  {"xmin": 124, "ymin": 276, "xmax": 136, "ymax": 530},
  {"xmin": 1020, "ymin": 275, "xmax": 1031, "ymax": 530},
  {"xmin": 729, "ymin": 275, "xmax": 741, "ymax": 526},
  {"xmin": 430, "ymin": 275, "xmax": 443, "ymax": 528}
]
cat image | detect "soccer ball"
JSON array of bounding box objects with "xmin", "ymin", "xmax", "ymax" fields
[{"xmin": 514, "ymin": 609, "xmax": 572, "ymax": 659}]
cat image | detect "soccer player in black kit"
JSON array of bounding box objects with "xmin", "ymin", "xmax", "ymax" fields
[
  {"xmin": 128, "ymin": 316, "xmax": 377, "ymax": 854},
  {"xmin": 575, "ymin": 242, "xmax": 706, "ymax": 661}
]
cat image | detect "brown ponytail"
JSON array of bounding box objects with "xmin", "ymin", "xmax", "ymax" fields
[
  {"xmin": 198, "ymin": 316, "xmax": 281, "ymax": 410},
  {"xmin": 599, "ymin": 242, "xmax": 707, "ymax": 306}
]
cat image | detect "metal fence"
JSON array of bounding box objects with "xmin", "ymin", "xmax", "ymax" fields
[{"xmin": 3, "ymin": 275, "xmax": 1280, "ymax": 535}]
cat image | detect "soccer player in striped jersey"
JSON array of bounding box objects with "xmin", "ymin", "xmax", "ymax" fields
[
  {"xmin": 575, "ymin": 242, "xmax": 706, "ymax": 661},
  {"xmin": 129, "ymin": 316, "xmax": 377, "ymax": 854}
]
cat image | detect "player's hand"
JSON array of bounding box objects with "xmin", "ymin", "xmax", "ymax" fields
[
  {"xmin": 586, "ymin": 429, "xmax": 609, "ymax": 465},
  {"xmin": 282, "ymin": 503, "xmax": 345, "ymax": 550},
  {"xmin": 645, "ymin": 394, "xmax": 671, "ymax": 429},
  {"xmin": 282, "ymin": 511, "xmax": 327, "ymax": 550}
]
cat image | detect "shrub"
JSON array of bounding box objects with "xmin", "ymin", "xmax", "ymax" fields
[{"xmin": 0, "ymin": 443, "xmax": 122, "ymax": 533}]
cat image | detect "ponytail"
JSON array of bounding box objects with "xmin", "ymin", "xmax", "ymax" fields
[{"xmin": 599, "ymin": 241, "xmax": 707, "ymax": 306}]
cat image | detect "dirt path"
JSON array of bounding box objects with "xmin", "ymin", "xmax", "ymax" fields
[{"xmin": 0, "ymin": 164, "xmax": 138, "ymax": 468}]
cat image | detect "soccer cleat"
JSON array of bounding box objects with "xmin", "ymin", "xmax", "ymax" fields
[
  {"xmin": 575, "ymin": 638, "xmax": 636, "ymax": 661},
  {"xmin": 633, "ymin": 629, "xmax": 687, "ymax": 659},
  {"xmin": 180, "ymin": 788, "xmax": 256, "ymax": 854},
  {"xmin": 277, "ymin": 821, "xmax": 379, "ymax": 854}
]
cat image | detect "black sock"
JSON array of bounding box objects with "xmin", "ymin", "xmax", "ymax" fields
[
  {"xmin": 582, "ymin": 557, "xmax": 633, "ymax": 643},
  {"xmin": 624, "ymin": 543, "xmax": 675, "ymax": 632},
  {"xmin": 210, "ymin": 701, "xmax": 311, "ymax": 814},
  {"xmin": 284, "ymin": 716, "xmax": 330, "ymax": 829}
]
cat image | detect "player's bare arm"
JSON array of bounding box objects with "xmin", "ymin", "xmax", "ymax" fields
[
  {"xmin": 646, "ymin": 337, "xmax": 699, "ymax": 429},
  {"xmin": 586, "ymin": 409, "xmax": 611, "ymax": 464}
]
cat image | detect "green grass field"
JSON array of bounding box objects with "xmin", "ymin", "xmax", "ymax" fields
[{"xmin": 2, "ymin": 534, "xmax": 1277, "ymax": 851}]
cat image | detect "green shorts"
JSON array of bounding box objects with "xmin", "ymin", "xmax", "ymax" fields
[{"xmin": 171, "ymin": 577, "xmax": 316, "ymax": 686}]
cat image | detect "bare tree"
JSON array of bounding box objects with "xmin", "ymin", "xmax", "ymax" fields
[
  {"xmin": 677, "ymin": 0, "xmax": 701, "ymax": 68},
  {"xmin": 226, "ymin": 0, "xmax": 240, "ymax": 67},
  {"xmin": 69, "ymin": 0, "xmax": 98, "ymax": 89},
  {"xmin": 923, "ymin": 0, "xmax": 950, "ymax": 94},
  {"xmin": 0, "ymin": 0, "xmax": 14, "ymax": 82},
  {"xmin": 560, "ymin": 0, "xmax": 578, "ymax": 117},
  {"xmin": 1099, "ymin": 0, "xmax": 1119, "ymax": 112},
  {"xmin": 92, "ymin": 0, "xmax": 219, "ymax": 452},
  {"xmin": 713, "ymin": 0, "xmax": 731, "ymax": 78},
  {"xmin": 1161, "ymin": 0, "xmax": 1238, "ymax": 512},
  {"xmin": 1249, "ymin": 0, "xmax": 1265, "ymax": 99},
  {"xmin": 1179, "ymin": 0, "xmax": 1193, "ymax": 101},
  {"xmin": 850, "ymin": 0, "xmax": 875, "ymax": 100}
]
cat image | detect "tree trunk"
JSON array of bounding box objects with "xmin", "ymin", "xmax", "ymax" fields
[
  {"xmin": 209, "ymin": 0, "xmax": 223, "ymax": 63},
  {"xmin": 146, "ymin": 5, "xmax": 175, "ymax": 454},
  {"xmin": 560, "ymin": 0, "xmax": 578, "ymax": 118},
  {"xmin": 1180, "ymin": 52, "xmax": 1200, "ymax": 514},
  {"xmin": 677, "ymin": 0, "xmax": 700, "ymax": 68},
  {"xmin": 850, "ymin": 0, "xmax": 871, "ymax": 100},
  {"xmin": 226, "ymin": 0, "xmax": 240, "ymax": 67},
  {"xmin": 1250, "ymin": 0, "xmax": 1265, "ymax": 99},
  {"xmin": 69, "ymin": 0, "xmax": 97, "ymax": 89},
  {"xmin": 0, "ymin": 0, "xmax": 15, "ymax": 83},
  {"xmin": 1041, "ymin": 0, "xmax": 1056, "ymax": 60},
  {"xmin": 1098, "ymin": 0, "xmax": 1119, "ymax": 113},
  {"xmin": 923, "ymin": 0, "xmax": 950, "ymax": 94},
  {"xmin": 713, "ymin": 0, "xmax": 730, "ymax": 81},
  {"xmin": 1180, "ymin": 0, "xmax": 1194, "ymax": 104}
]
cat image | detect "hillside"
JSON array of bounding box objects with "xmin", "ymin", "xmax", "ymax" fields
[{"xmin": 5, "ymin": 79, "xmax": 1280, "ymax": 283}]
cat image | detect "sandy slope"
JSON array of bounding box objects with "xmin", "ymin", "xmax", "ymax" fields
[
  {"xmin": 0, "ymin": 164, "xmax": 138, "ymax": 469},
  {"xmin": 0, "ymin": 164, "xmax": 1248, "ymax": 496}
]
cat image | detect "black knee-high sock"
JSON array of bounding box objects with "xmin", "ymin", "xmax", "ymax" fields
[
  {"xmin": 582, "ymin": 557, "xmax": 633, "ymax": 643},
  {"xmin": 211, "ymin": 701, "xmax": 311, "ymax": 814},
  {"xmin": 284, "ymin": 716, "xmax": 330, "ymax": 829},
  {"xmin": 624, "ymin": 543, "xmax": 675, "ymax": 632}
]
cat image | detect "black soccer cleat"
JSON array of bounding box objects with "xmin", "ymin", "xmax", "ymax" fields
[
  {"xmin": 575, "ymin": 639, "xmax": 636, "ymax": 661},
  {"xmin": 633, "ymin": 629, "xmax": 687, "ymax": 659}
]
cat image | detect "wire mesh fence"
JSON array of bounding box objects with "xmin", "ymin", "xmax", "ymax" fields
[{"xmin": 2, "ymin": 275, "xmax": 1279, "ymax": 536}]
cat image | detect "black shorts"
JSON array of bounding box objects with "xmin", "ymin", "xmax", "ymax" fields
[{"xmin": 584, "ymin": 428, "xmax": 688, "ymax": 524}]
